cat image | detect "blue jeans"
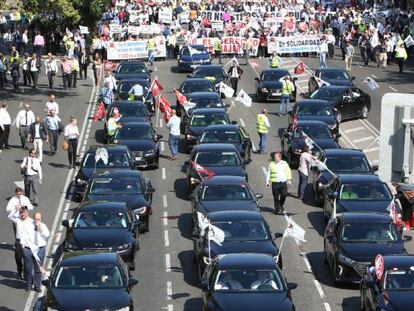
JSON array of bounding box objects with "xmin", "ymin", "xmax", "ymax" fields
[
  {"xmin": 23, "ymin": 246, "xmax": 45, "ymax": 290},
  {"xmin": 320, "ymin": 52, "xmax": 327, "ymax": 68},
  {"xmin": 148, "ymin": 50, "xmax": 155, "ymax": 65},
  {"xmin": 280, "ymin": 95, "xmax": 290, "ymax": 114},
  {"xmin": 169, "ymin": 134, "xmax": 180, "ymax": 157},
  {"xmin": 258, "ymin": 132, "xmax": 267, "ymax": 153},
  {"xmin": 298, "ymin": 171, "xmax": 308, "ymax": 199}
]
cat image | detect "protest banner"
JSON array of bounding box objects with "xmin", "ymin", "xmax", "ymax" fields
[
  {"xmin": 211, "ymin": 21, "xmax": 224, "ymax": 32},
  {"xmin": 128, "ymin": 25, "xmax": 140, "ymax": 35},
  {"xmin": 110, "ymin": 24, "xmax": 122, "ymax": 34},
  {"xmin": 79, "ymin": 26, "xmax": 89, "ymax": 34},
  {"xmin": 267, "ymin": 35, "xmax": 321, "ymax": 54},
  {"xmin": 185, "ymin": 36, "xmax": 259, "ymax": 55},
  {"xmin": 197, "ymin": 10, "xmax": 281, "ymax": 23},
  {"xmin": 179, "ymin": 12, "xmax": 190, "ymax": 24},
  {"xmin": 159, "ymin": 8, "xmax": 173, "ymax": 24},
  {"xmin": 107, "ymin": 40, "xmax": 166, "ymax": 60}
]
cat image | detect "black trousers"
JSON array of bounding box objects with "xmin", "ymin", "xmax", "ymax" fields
[
  {"xmin": 48, "ymin": 129, "xmax": 59, "ymax": 153},
  {"xmin": 30, "ymin": 71, "xmax": 39, "ymax": 88},
  {"xmin": 12, "ymin": 223, "xmax": 23, "ymax": 275},
  {"xmin": 0, "ymin": 124, "xmax": 10, "ymax": 147},
  {"xmin": 63, "ymin": 72, "xmax": 72, "ymax": 89},
  {"xmin": 271, "ymin": 182, "xmax": 287, "ymax": 213},
  {"xmin": 397, "ymin": 57, "xmax": 405, "ymax": 73},
  {"xmin": 230, "ymin": 77, "xmax": 239, "ymax": 95},
  {"xmin": 47, "ymin": 71, "xmax": 55, "ymax": 89},
  {"xmin": 67, "ymin": 138, "xmax": 78, "ymax": 167},
  {"xmin": 23, "ymin": 70, "xmax": 31, "ymax": 86},
  {"xmin": 72, "ymin": 70, "xmax": 78, "ymax": 87},
  {"xmin": 80, "ymin": 65, "xmax": 88, "ymax": 79}
]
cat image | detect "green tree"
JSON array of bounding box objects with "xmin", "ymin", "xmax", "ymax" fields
[{"xmin": 73, "ymin": 0, "xmax": 108, "ymax": 28}]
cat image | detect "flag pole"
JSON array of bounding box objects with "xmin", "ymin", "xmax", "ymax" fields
[
  {"xmin": 276, "ymin": 231, "xmax": 287, "ymax": 264},
  {"xmin": 154, "ymin": 76, "xmax": 161, "ymax": 129},
  {"xmin": 208, "ymin": 219, "xmax": 212, "ymax": 261}
]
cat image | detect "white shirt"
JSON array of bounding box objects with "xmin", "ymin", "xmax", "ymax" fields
[
  {"xmin": 104, "ymin": 75, "xmax": 117, "ymax": 90},
  {"xmin": 319, "ymin": 42, "xmax": 329, "ymax": 53},
  {"xmin": 22, "ymin": 32, "xmax": 29, "ymax": 44},
  {"xmin": 17, "ymin": 218, "xmax": 50, "ymax": 248},
  {"xmin": 30, "ymin": 59, "xmax": 39, "ymax": 72},
  {"xmin": 6, "ymin": 195, "xmax": 33, "ymax": 222},
  {"xmin": 44, "ymin": 59, "xmax": 59, "ymax": 74},
  {"xmin": 34, "ymin": 123, "xmax": 41, "ymax": 139},
  {"xmin": 250, "ymin": 279, "xmax": 278, "ymax": 290},
  {"xmin": 166, "ymin": 115, "xmax": 181, "ymax": 136},
  {"xmin": 45, "ymin": 101, "xmax": 59, "ymax": 115},
  {"xmin": 0, "ymin": 107, "xmax": 11, "ymax": 129},
  {"xmin": 298, "ymin": 152, "xmax": 314, "ymax": 176},
  {"xmin": 64, "ymin": 124, "xmax": 80, "ymax": 139},
  {"xmin": 21, "ymin": 156, "xmax": 43, "ymax": 180},
  {"xmin": 128, "ymin": 83, "xmax": 144, "ymax": 97},
  {"xmin": 15, "ymin": 109, "xmax": 35, "ymax": 128}
]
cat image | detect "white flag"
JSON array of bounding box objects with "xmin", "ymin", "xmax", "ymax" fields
[
  {"xmin": 216, "ymin": 82, "xmax": 235, "ymax": 98},
  {"xmin": 183, "ymin": 100, "xmax": 197, "ymax": 112},
  {"xmin": 284, "ymin": 218, "xmax": 306, "ymax": 243},
  {"xmin": 223, "ymin": 56, "xmax": 239, "ymax": 68},
  {"xmin": 404, "ymin": 35, "xmax": 414, "ymax": 48},
  {"xmin": 197, "ymin": 212, "xmax": 209, "ymax": 232},
  {"xmin": 208, "ymin": 223, "xmax": 225, "ymax": 246},
  {"xmin": 363, "ymin": 77, "xmax": 379, "ymax": 91},
  {"xmin": 235, "ymin": 89, "xmax": 252, "ymax": 107},
  {"xmin": 302, "ymin": 131, "xmax": 316, "ymax": 150},
  {"xmin": 315, "ymin": 77, "xmax": 331, "ymax": 87},
  {"xmin": 188, "ymin": 45, "xmax": 203, "ymax": 57},
  {"xmin": 95, "ymin": 147, "xmax": 109, "ymax": 165}
]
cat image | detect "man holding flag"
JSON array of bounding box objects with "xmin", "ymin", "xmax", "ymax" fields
[{"xmin": 166, "ymin": 110, "xmax": 181, "ymax": 161}]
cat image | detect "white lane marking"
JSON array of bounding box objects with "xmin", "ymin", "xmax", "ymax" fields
[
  {"xmin": 371, "ymin": 74, "xmax": 378, "ymax": 79},
  {"xmin": 301, "ymin": 253, "xmax": 312, "ymax": 273},
  {"xmin": 62, "ymin": 212, "xmax": 68, "ymax": 220},
  {"xmin": 154, "ymin": 66, "xmax": 158, "ymax": 72},
  {"xmin": 358, "ymin": 65, "xmax": 363, "ymax": 68},
  {"xmin": 159, "ymin": 118, "xmax": 164, "ymax": 128},
  {"xmin": 262, "ymin": 166, "xmax": 267, "ymax": 177},
  {"xmin": 54, "ymin": 232, "xmax": 61, "ymax": 244},
  {"xmin": 372, "ymin": 159, "xmax": 379, "ymax": 164},
  {"xmin": 364, "ymin": 147, "xmax": 379, "ymax": 153},
  {"xmin": 239, "ymin": 118, "xmax": 245, "ymax": 127},
  {"xmin": 64, "ymin": 201, "xmax": 71, "ymax": 212},
  {"xmin": 162, "ymin": 167, "xmax": 166, "ymax": 180},
  {"xmin": 168, "ymin": 305, "xmax": 173, "ymax": 311},
  {"xmin": 163, "ymin": 194, "xmax": 168, "ymax": 208},
  {"xmin": 324, "ymin": 302, "xmax": 332, "ymax": 311},
  {"xmin": 339, "ymin": 129, "xmax": 358, "ymax": 149},
  {"xmin": 165, "ymin": 253, "xmax": 171, "ymax": 272},
  {"xmin": 389, "ymin": 85, "xmax": 398, "ymax": 92},
  {"xmin": 314, "ymin": 279, "xmax": 326, "ymax": 299},
  {"xmin": 344, "ymin": 126, "xmax": 364, "ymax": 134},
  {"xmin": 248, "ymin": 59, "xmax": 260, "ymax": 77},
  {"xmin": 353, "ymin": 136, "xmax": 374, "ymax": 143},
  {"xmin": 163, "ymin": 211, "xmax": 168, "ymax": 226},
  {"xmin": 58, "ymin": 224, "xmax": 63, "ymax": 232},
  {"xmin": 164, "ymin": 230, "xmax": 170, "ymax": 247},
  {"xmin": 359, "ymin": 118, "xmax": 380, "ymax": 136},
  {"xmin": 161, "ymin": 141, "xmax": 165, "ymax": 152},
  {"xmin": 166, "ymin": 281, "xmax": 172, "ymax": 299}
]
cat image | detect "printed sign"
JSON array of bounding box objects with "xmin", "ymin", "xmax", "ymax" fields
[
  {"xmin": 185, "ymin": 37, "xmax": 259, "ymax": 55},
  {"xmin": 110, "ymin": 24, "xmax": 122, "ymax": 34},
  {"xmin": 159, "ymin": 8, "xmax": 173, "ymax": 24},
  {"xmin": 107, "ymin": 40, "xmax": 166, "ymax": 60},
  {"xmin": 267, "ymin": 35, "xmax": 321, "ymax": 54}
]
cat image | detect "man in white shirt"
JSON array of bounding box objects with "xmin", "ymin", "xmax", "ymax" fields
[
  {"xmin": 250, "ymin": 271, "xmax": 278, "ymax": 290},
  {"xmin": 14, "ymin": 206, "xmax": 30, "ymax": 279},
  {"xmin": 0, "ymin": 103, "xmax": 12, "ymax": 149},
  {"xmin": 297, "ymin": 146, "xmax": 316, "ymax": 200},
  {"xmin": 18, "ymin": 211, "xmax": 50, "ymax": 292},
  {"xmin": 319, "ymin": 37, "xmax": 329, "ymax": 68},
  {"xmin": 21, "ymin": 149, "xmax": 43, "ymax": 206},
  {"xmin": 7, "ymin": 187, "xmax": 34, "ymax": 230},
  {"xmin": 166, "ymin": 110, "xmax": 181, "ymax": 160},
  {"xmin": 103, "ymin": 71, "xmax": 117, "ymax": 91},
  {"xmin": 44, "ymin": 53, "xmax": 59, "ymax": 89},
  {"xmin": 15, "ymin": 103, "xmax": 36, "ymax": 149},
  {"xmin": 28, "ymin": 116, "xmax": 48, "ymax": 163},
  {"xmin": 128, "ymin": 82, "xmax": 144, "ymax": 101},
  {"xmin": 44, "ymin": 95, "xmax": 59, "ymax": 115}
]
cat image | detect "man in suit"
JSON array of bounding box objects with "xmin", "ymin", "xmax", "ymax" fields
[
  {"xmin": 28, "ymin": 53, "xmax": 41, "ymax": 88},
  {"xmin": 226, "ymin": 59, "xmax": 243, "ymax": 95},
  {"xmin": 28, "ymin": 116, "xmax": 48, "ymax": 163}
]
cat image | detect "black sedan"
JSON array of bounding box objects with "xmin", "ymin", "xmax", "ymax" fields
[
  {"xmin": 184, "ymin": 108, "xmax": 232, "ymax": 152},
  {"xmin": 288, "ymin": 99, "xmax": 339, "ymax": 135},
  {"xmin": 186, "ymin": 144, "xmax": 248, "ymax": 192},
  {"xmin": 178, "ymin": 78, "xmax": 216, "ymax": 101},
  {"xmin": 201, "ymin": 253, "xmax": 296, "ymax": 311},
  {"xmin": 324, "ymin": 212, "xmax": 405, "ymax": 284},
  {"xmin": 83, "ymin": 170, "xmax": 154, "ymax": 232},
  {"xmin": 39, "ymin": 251, "xmax": 137, "ymax": 311},
  {"xmin": 308, "ymin": 67, "xmax": 354, "ymax": 94},
  {"xmin": 113, "ymin": 121, "xmax": 162, "ymax": 169},
  {"xmin": 114, "ymin": 60, "xmax": 151, "ymax": 81},
  {"xmin": 311, "ymin": 148, "xmax": 377, "ymax": 206},
  {"xmin": 74, "ymin": 145, "xmax": 134, "ymax": 201},
  {"xmin": 190, "ymin": 64, "xmax": 226, "ymax": 85},
  {"xmin": 199, "ymin": 124, "xmax": 252, "ymax": 163},
  {"xmin": 61, "ymin": 201, "xmax": 140, "ymax": 270},
  {"xmin": 194, "ymin": 211, "xmax": 282, "ymax": 278},
  {"xmin": 255, "ymin": 68, "xmax": 297, "ymax": 102},
  {"xmin": 281, "ymin": 120, "xmax": 340, "ymax": 167},
  {"xmin": 360, "ymin": 255, "xmax": 414, "ymax": 311},
  {"xmin": 309, "ymin": 86, "xmax": 371, "ymax": 120},
  {"xmin": 116, "ymin": 79, "xmax": 153, "ymax": 112}
]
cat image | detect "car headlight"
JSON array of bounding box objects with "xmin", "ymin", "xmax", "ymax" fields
[
  {"xmin": 186, "ymin": 134, "xmax": 196, "ymax": 140},
  {"xmin": 261, "ymin": 88, "xmax": 269, "ymax": 93},
  {"xmin": 145, "ymin": 149, "xmax": 156, "ymax": 156},
  {"xmin": 338, "ymin": 253, "xmax": 355, "ymax": 265},
  {"xmin": 328, "ymin": 122, "xmax": 337, "ymax": 129},
  {"xmin": 116, "ymin": 307, "xmax": 130, "ymax": 311},
  {"xmin": 190, "ymin": 177, "xmax": 198, "ymax": 184},
  {"xmin": 118, "ymin": 242, "xmax": 132, "ymax": 251},
  {"xmin": 179, "ymin": 59, "xmax": 184, "ymax": 63},
  {"xmin": 76, "ymin": 178, "xmax": 87, "ymax": 185}
]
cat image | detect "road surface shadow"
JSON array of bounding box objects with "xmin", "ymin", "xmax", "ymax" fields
[
  {"xmin": 177, "ymin": 212, "xmax": 193, "ymax": 240},
  {"xmin": 174, "ymin": 177, "xmax": 189, "ymax": 201},
  {"xmin": 177, "ymin": 250, "xmax": 200, "ymax": 288},
  {"xmin": 341, "ymin": 296, "xmax": 361, "ymax": 311},
  {"xmin": 183, "ymin": 297, "xmax": 203, "ymax": 311},
  {"xmin": 307, "ymin": 211, "xmax": 327, "ymax": 237}
]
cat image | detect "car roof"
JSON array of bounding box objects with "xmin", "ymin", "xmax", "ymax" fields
[
  {"xmin": 262, "ymin": 68, "xmax": 289, "ymax": 74},
  {"xmin": 78, "ymin": 201, "xmax": 127, "ymax": 212},
  {"xmin": 86, "ymin": 145, "xmax": 129, "ymax": 153},
  {"xmin": 194, "ymin": 64, "xmax": 222, "ymax": 70},
  {"xmin": 192, "ymin": 108, "xmax": 227, "ymax": 114},
  {"xmin": 383, "ymin": 255, "xmax": 414, "ymax": 269},
  {"xmin": 119, "ymin": 78, "xmax": 149, "ymax": 84},
  {"xmin": 340, "ymin": 212, "xmax": 392, "ymax": 222},
  {"xmin": 188, "ymin": 92, "xmax": 220, "ymax": 98},
  {"xmin": 296, "ymin": 99, "xmax": 331, "ymax": 106},
  {"xmin": 94, "ymin": 169, "xmax": 143, "ymax": 178},
  {"xmin": 336, "ymin": 174, "xmax": 383, "ymax": 183},
  {"xmin": 204, "ymin": 124, "xmax": 239, "ymax": 131},
  {"xmin": 216, "ymin": 253, "xmax": 277, "ymax": 270},
  {"xmin": 297, "ymin": 120, "xmax": 329, "ymax": 126},
  {"xmin": 209, "ymin": 210, "xmax": 264, "ymax": 222},
  {"xmin": 323, "ymin": 148, "xmax": 365, "ymax": 157},
  {"xmin": 121, "ymin": 121, "xmax": 152, "ymax": 127},
  {"xmin": 203, "ymin": 175, "xmax": 248, "ymax": 185},
  {"xmin": 182, "ymin": 78, "xmax": 213, "ymax": 84},
  {"xmin": 317, "ymin": 67, "xmax": 347, "ymax": 72},
  {"xmin": 61, "ymin": 251, "xmax": 119, "ymax": 266},
  {"xmin": 112, "ymin": 100, "xmax": 146, "ymax": 106},
  {"xmin": 194, "ymin": 143, "xmax": 238, "ymax": 152}
]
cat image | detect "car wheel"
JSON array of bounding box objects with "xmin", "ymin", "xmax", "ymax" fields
[
  {"xmin": 360, "ymin": 105, "xmax": 369, "ymax": 119},
  {"xmin": 323, "ymin": 241, "xmax": 329, "ymax": 264},
  {"xmin": 323, "ymin": 203, "xmax": 329, "ymax": 222},
  {"xmin": 153, "ymin": 159, "xmax": 159, "ymax": 169}
]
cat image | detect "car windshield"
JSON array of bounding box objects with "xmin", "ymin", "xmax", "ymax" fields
[
  {"xmin": 385, "ymin": 269, "xmax": 414, "ymax": 290},
  {"xmin": 294, "ymin": 124, "xmax": 332, "ymax": 139},
  {"xmin": 82, "ymin": 152, "xmax": 130, "ymax": 168},
  {"xmin": 115, "ymin": 125, "xmax": 153, "ymax": 140},
  {"xmin": 182, "ymin": 46, "xmax": 207, "ymax": 55},
  {"xmin": 212, "ymin": 220, "xmax": 269, "ymax": 241},
  {"xmin": 119, "ymin": 81, "xmax": 149, "ymax": 94},
  {"xmin": 200, "ymin": 130, "xmax": 240, "ymax": 144},
  {"xmin": 110, "ymin": 105, "xmax": 148, "ymax": 117},
  {"xmin": 262, "ymin": 72, "xmax": 288, "ymax": 81},
  {"xmin": 117, "ymin": 64, "xmax": 147, "ymax": 74},
  {"xmin": 55, "ymin": 265, "xmax": 124, "ymax": 289},
  {"xmin": 213, "ymin": 269, "xmax": 284, "ymax": 292},
  {"xmin": 320, "ymin": 70, "xmax": 350, "ymax": 81},
  {"xmin": 181, "ymin": 82, "xmax": 214, "ymax": 93},
  {"xmin": 339, "ymin": 182, "xmax": 392, "ymax": 200},
  {"xmin": 190, "ymin": 97, "xmax": 224, "ymax": 108},
  {"xmin": 202, "ymin": 184, "xmax": 251, "ymax": 201},
  {"xmin": 341, "ymin": 222, "xmax": 400, "ymax": 242},
  {"xmin": 310, "ymin": 88, "xmax": 344, "ymax": 101},
  {"xmin": 90, "ymin": 177, "xmax": 142, "ymax": 195},
  {"xmin": 325, "ymin": 156, "xmax": 371, "ymax": 173},
  {"xmin": 74, "ymin": 211, "xmax": 129, "ymax": 228},
  {"xmin": 297, "ymin": 105, "xmax": 333, "ymax": 116},
  {"xmin": 193, "ymin": 67, "xmax": 222, "ymax": 79},
  {"xmin": 194, "ymin": 151, "xmax": 241, "ymax": 167},
  {"xmin": 190, "ymin": 113, "xmax": 229, "ymax": 126}
]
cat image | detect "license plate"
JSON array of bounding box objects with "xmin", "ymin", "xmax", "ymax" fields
[
  {"xmin": 135, "ymin": 156, "xmax": 143, "ymax": 161},
  {"xmin": 272, "ymin": 92, "xmax": 281, "ymax": 96}
]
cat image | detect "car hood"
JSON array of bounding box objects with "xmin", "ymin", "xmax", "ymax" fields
[
  {"xmin": 199, "ymin": 201, "xmax": 259, "ymax": 214},
  {"xmin": 325, "ymin": 79, "xmax": 353, "ymax": 86},
  {"xmin": 203, "ymin": 166, "xmax": 245, "ymax": 178},
  {"xmin": 259, "ymin": 81, "xmax": 283, "ymax": 89},
  {"xmin": 211, "ymin": 292, "xmax": 293, "ymax": 311},
  {"xmin": 188, "ymin": 126, "xmax": 208, "ymax": 137},
  {"xmin": 292, "ymin": 138, "xmax": 339, "ymax": 150},
  {"xmin": 296, "ymin": 115, "xmax": 336, "ymax": 126},
  {"xmin": 337, "ymin": 200, "xmax": 392, "ymax": 214},
  {"xmin": 85, "ymin": 194, "xmax": 147, "ymax": 211},
  {"xmin": 48, "ymin": 288, "xmax": 131, "ymax": 310},
  {"xmin": 210, "ymin": 240, "xmax": 277, "ymax": 257},
  {"xmin": 77, "ymin": 167, "xmax": 129, "ymax": 181},
  {"xmin": 114, "ymin": 73, "xmax": 149, "ymax": 80},
  {"xmin": 116, "ymin": 139, "xmax": 156, "ymax": 153},
  {"xmin": 68, "ymin": 228, "xmax": 132, "ymax": 250},
  {"xmin": 339, "ymin": 242, "xmax": 404, "ymax": 262},
  {"xmin": 384, "ymin": 290, "xmax": 414, "ymax": 311}
]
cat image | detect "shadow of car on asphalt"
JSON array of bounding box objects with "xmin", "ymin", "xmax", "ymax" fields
[{"xmin": 183, "ymin": 297, "xmax": 203, "ymax": 311}]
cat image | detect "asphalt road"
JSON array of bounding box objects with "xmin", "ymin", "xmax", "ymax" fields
[{"xmin": 0, "ymin": 48, "xmax": 414, "ymax": 311}]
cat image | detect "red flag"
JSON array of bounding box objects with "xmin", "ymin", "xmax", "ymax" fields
[
  {"xmin": 174, "ymin": 89, "xmax": 187, "ymax": 105},
  {"xmin": 294, "ymin": 62, "xmax": 305, "ymax": 74},
  {"xmin": 92, "ymin": 101, "xmax": 106, "ymax": 121},
  {"xmin": 158, "ymin": 95, "xmax": 171, "ymax": 113},
  {"xmin": 390, "ymin": 203, "xmax": 404, "ymax": 227},
  {"xmin": 191, "ymin": 161, "xmax": 215, "ymax": 177},
  {"xmin": 150, "ymin": 78, "xmax": 163, "ymax": 97},
  {"xmin": 163, "ymin": 108, "xmax": 173, "ymax": 123},
  {"xmin": 292, "ymin": 115, "xmax": 298, "ymax": 129}
]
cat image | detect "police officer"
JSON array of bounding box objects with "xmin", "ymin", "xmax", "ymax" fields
[
  {"xmin": 279, "ymin": 76, "xmax": 294, "ymax": 116},
  {"xmin": 266, "ymin": 152, "xmax": 292, "ymax": 214},
  {"xmin": 147, "ymin": 35, "xmax": 157, "ymax": 66},
  {"xmin": 213, "ymin": 38, "xmax": 222, "ymax": 64},
  {"xmin": 395, "ymin": 42, "xmax": 407, "ymax": 74},
  {"xmin": 269, "ymin": 52, "xmax": 279, "ymax": 68},
  {"xmin": 256, "ymin": 109, "xmax": 270, "ymax": 154}
]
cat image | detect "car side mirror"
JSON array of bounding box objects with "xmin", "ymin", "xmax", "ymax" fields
[
  {"xmin": 254, "ymin": 77, "xmax": 259, "ymax": 81},
  {"xmin": 287, "ymin": 282, "xmax": 297, "ymax": 290},
  {"xmin": 231, "ymin": 120, "xmax": 237, "ymax": 125},
  {"xmin": 147, "ymin": 187, "xmax": 155, "ymax": 194},
  {"xmin": 156, "ymin": 134, "xmax": 163, "ymax": 141},
  {"xmin": 274, "ymin": 232, "xmax": 283, "ymax": 239},
  {"xmin": 351, "ymin": 76, "xmax": 356, "ymax": 81},
  {"xmin": 61, "ymin": 220, "xmax": 69, "ymax": 228},
  {"xmin": 224, "ymin": 102, "xmax": 231, "ymax": 108},
  {"xmin": 371, "ymin": 165, "xmax": 378, "ymax": 172},
  {"xmin": 41, "ymin": 279, "xmax": 51, "ymax": 288},
  {"xmin": 133, "ymin": 220, "xmax": 143, "ymax": 228},
  {"xmin": 403, "ymin": 235, "xmax": 412, "ymax": 242},
  {"xmin": 327, "ymin": 235, "xmax": 337, "ymax": 243},
  {"xmin": 255, "ymin": 193, "xmax": 263, "ymax": 199},
  {"xmin": 75, "ymin": 161, "xmax": 81, "ymax": 167},
  {"xmin": 129, "ymin": 278, "xmax": 139, "ymax": 287},
  {"xmin": 148, "ymin": 69, "xmax": 153, "ymax": 73}
]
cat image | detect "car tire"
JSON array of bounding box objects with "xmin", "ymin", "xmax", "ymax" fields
[
  {"xmin": 323, "ymin": 242, "xmax": 329, "ymax": 264},
  {"xmin": 323, "ymin": 204, "xmax": 329, "ymax": 222},
  {"xmin": 129, "ymin": 257, "xmax": 136, "ymax": 271},
  {"xmin": 360, "ymin": 105, "xmax": 369, "ymax": 119},
  {"xmin": 198, "ymin": 261, "xmax": 205, "ymax": 280},
  {"xmin": 314, "ymin": 189, "xmax": 322, "ymax": 207}
]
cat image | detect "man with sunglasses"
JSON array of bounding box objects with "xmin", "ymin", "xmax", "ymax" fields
[{"xmin": 20, "ymin": 149, "xmax": 42, "ymax": 207}]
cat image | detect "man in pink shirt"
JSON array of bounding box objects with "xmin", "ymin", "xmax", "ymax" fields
[
  {"xmin": 61, "ymin": 56, "xmax": 73, "ymax": 90},
  {"xmin": 297, "ymin": 146, "xmax": 317, "ymax": 200},
  {"xmin": 33, "ymin": 32, "xmax": 45, "ymax": 56}
]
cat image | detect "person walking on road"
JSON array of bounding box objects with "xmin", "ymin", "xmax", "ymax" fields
[
  {"xmin": 243, "ymin": 35, "xmax": 253, "ymax": 66},
  {"xmin": 28, "ymin": 53, "xmax": 41, "ymax": 89},
  {"xmin": 279, "ymin": 76, "xmax": 294, "ymax": 116},
  {"xmin": 15, "ymin": 103, "xmax": 36, "ymax": 149},
  {"xmin": 395, "ymin": 42, "xmax": 408, "ymax": 74},
  {"xmin": 0, "ymin": 103, "xmax": 12, "ymax": 150},
  {"xmin": 10, "ymin": 56, "xmax": 20, "ymax": 92},
  {"xmin": 28, "ymin": 116, "xmax": 48, "ymax": 163},
  {"xmin": 266, "ymin": 151, "xmax": 292, "ymax": 214},
  {"xmin": 92, "ymin": 53, "xmax": 101, "ymax": 87},
  {"xmin": 256, "ymin": 109, "xmax": 270, "ymax": 154},
  {"xmin": 100, "ymin": 81, "xmax": 115, "ymax": 108},
  {"xmin": 318, "ymin": 37, "xmax": 328, "ymax": 68},
  {"xmin": 21, "ymin": 53, "xmax": 31, "ymax": 87},
  {"xmin": 64, "ymin": 116, "xmax": 80, "ymax": 168},
  {"xmin": 79, "ymin": 51, "xmax": 89, "ymax": 80},
  {"xmin": 297, "ymin": 146, "xmax": 316, "ymax": 200},
  {"xmin": 166, "ymin": 110, "xmax": 181, "ymax": 161},
  {"xmin": 44, "ymin": 95, "xmax": 59, "ymax": 115},
  {"xmin": 344, "ymin": 40, "xmax": 354, "ymax": 71},
  {"xmin": 44, "ymin": 53, "xmax": 58, "ymax": 89},
  {"xmin": 43, "ymin": 109, "xmax": 62, "ymax": 156},
  {"xmin": 21, "ymin": 149, "xmax": 42, "ymax": 207},
  {"xmin": 17, "ymin": 211, "xmax": 50, "ymax": 292},
  {"xmin": 227, "ymin": 60, "xmax": 243, "ymax": 95},
  {"xmin": 61, "ymin": 56, "xmax": 73, "ymax": 90},
  {"xmin": 13, "ymin": 206, "xmax": 30, "ymax": 280},
  {"xmin": 71, "ymin": 56, "xmax": 80, "ymax": 88},
  {"xmin": 269, "ymin": 52, "xmax": 279, "ymax": 68}
]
